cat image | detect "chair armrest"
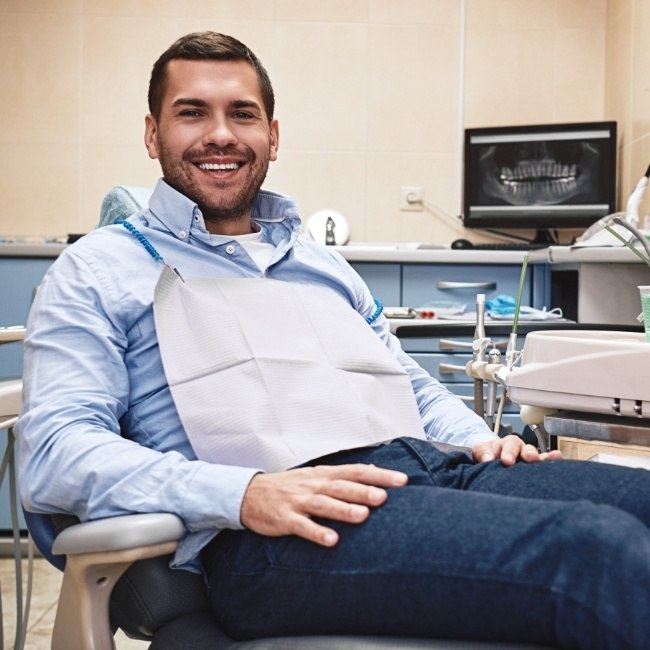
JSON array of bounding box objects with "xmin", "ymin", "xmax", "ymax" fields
[
  {"xmin": 52, "ymin": 512, "xmax": 185, "ymax": 556},
  {"xmin": 50, "ymin": 514, "xmax": 185, "ymax": 650}
]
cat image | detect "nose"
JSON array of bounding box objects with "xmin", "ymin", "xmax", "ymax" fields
[{"xmin": 203, "ymin": 116, "xmax": 238, "ymax": 148}]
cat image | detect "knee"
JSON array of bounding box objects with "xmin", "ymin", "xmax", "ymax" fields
[{"xmin": 554, "ymin": 502, "xmax": 649, "ymax": 586}]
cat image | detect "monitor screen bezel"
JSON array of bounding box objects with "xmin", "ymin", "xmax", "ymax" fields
[{"xmin": 462, "ymin": 121, "xmax": 617, "ymax": 234}]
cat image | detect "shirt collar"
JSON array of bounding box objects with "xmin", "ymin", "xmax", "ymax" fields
[{"xmin": 146, "ymin": 178, "xmax": 302, "ymax": 243}]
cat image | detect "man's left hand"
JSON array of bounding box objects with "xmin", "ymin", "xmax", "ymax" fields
[{"xmin": 472, "ymin": 434, "xmax": 562, "ymax": 465}]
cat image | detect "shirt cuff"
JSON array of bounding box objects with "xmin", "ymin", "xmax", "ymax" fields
[{"xmin": 180, "ymin": 462, "xmax": 262, "ymax": 532}]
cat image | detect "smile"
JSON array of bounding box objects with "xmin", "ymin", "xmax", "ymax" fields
[{"xmin": 197, "ymin": 162, "xmax": 242, "ymax": 171}]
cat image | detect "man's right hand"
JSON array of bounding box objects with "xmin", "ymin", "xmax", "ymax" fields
[{"xmin": 240, "ymin": 464, "xmax": 408, "ymax": 547}]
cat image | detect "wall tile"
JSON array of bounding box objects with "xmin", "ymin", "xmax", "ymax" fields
[
  {"xmin": 80, "ymin": 0, "xmax": 274, "ymax": 20},
  {"xmin": 464, "ymin": 27, "xmax": 556, "ymax": 127},
  {"xmin": 631, "ymin": 0, "xmax": 650, "ymax": 142},
  {"xmin": 0, "ymin": 144, "xmax": 80, "ymax": 237},
  {"xmin": 607, "ymin": 0, "xmax": 633, "ymax": 22},
  {"xmin": 0, "ymin": 13, "xmax": 82, "ymax": 145},
  {"xmin": 275, "ymin": 0, "xmax": 368, "ymax": 23},
  {"xmin": 369, "ymin": 0, "xmax": 459, "ymax": 25},
  {"xmin": 556, "ymin": 0, "xmax": 607, "ymax": 28},
  {"xmin": 272, "ymin": 22, "xmax": 368, "ymax": 151},
  {"xmin": 553, "ymin": 28, "xmax": 606, "ymax": 122},
  {"xmin": 628, "ymin": 134, "xmax": 650, "ymax": 221},
  {"xmin": 367, "ymin": 23, "xmax": 460, "ymax": 153},
  {"xmin": 466, "ymin": 0, "xmax": 556, "ymax": 29},
  {"xmin": 0, "ymin": 0, "xmax": 80, "ymax": 13}
]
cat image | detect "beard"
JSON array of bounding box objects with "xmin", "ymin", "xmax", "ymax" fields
[{"xmin": 157, "ymin": 142, "xmax": 271, "ymax": 225}]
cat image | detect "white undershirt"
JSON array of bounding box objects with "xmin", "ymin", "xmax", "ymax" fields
[{"xmin": 212, "ymin": 230, "xmax": 275, "ymax": 272}]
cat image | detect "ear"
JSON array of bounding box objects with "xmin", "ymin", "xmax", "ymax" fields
[
  {"xmin": 144, "ymin": 114, "xmax": 160, "ymax": 160},
  {"xmin": 269, "ymin": 119, "xmax": 279, "ymax": 162}
]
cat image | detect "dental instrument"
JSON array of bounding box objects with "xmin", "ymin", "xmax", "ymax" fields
[{"xmin": 624, "ymin": 163, "xmax": 650, "ymax": 228}]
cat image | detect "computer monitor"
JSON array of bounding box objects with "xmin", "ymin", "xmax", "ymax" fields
[{"xmin": 462, "ymin": 121, "xmax": 617, "ymax": 243}]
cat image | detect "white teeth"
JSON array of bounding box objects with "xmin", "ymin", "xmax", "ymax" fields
[{"xmin": 198, "ymin": 162, "xmax": 240, "ymax": 170}]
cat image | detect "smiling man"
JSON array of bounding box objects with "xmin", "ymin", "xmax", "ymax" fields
[
  {"xmin": 145, "ymin": 57, "xmax": 278, "ymax": 233},
  {"xmin": 17, "ymin": 31, "xmax": 650, "ymax": 650}
]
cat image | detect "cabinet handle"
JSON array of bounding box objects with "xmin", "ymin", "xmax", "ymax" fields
[
  {"xmin": 439, "ymin": 338, "xmax": 509, "ymax": 351},
  {"xmin": 439, "ymin": 363, "xmax": 468, "ymax": 374},
  {"xmin": 437, "ymin": 281, "xmax": 497, "ymax": 290},
  {"xmin": 439, "ymin": 338, "xmax": 473, "ymax": 350}
]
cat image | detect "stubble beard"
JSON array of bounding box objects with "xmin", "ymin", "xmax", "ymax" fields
[{"xmin": 158, "ymin": 144, "xmax": 271, "ymax": 225}]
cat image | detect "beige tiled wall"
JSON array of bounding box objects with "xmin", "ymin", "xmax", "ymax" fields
[
  {"xmin": 606, "ymin": 0, "xmax": 650, "ymax": 221},
  {"xmin": 0, "ymin": 0, "xmax": 617, "ymax": 243}
]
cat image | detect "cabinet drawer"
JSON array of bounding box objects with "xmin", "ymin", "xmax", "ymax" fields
[
  {"xmin": 411, "ymin": 352, "xmax": 471, "ymax": 382},
  {"xmin": 350, "ymin": 262, "xmax": 401, "ymax": 307},
  {"xmin": 402, "ymin": 264, "xmax": 530, "ymax": 308}
]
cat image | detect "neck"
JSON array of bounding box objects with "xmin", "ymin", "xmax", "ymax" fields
[{"xmin": 205, "ymin": 217, "xmax": 258, "ymax": 236}]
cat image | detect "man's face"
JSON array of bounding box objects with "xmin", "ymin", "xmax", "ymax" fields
[{"xmin": 145, "ymin": 58, "xmax": 279, "ymax": 234}]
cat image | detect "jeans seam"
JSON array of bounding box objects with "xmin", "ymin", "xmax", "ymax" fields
[{"xmin": 398, "ymin": 437, "xmax": 443, "ymax": 487}]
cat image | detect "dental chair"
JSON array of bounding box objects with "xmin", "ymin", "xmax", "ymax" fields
[
  {"xmin": 24, "ymin": 509, "xmax": 555, "ymax": 650},
  {"xmin": 16, "ymin": 187, "xmax": 555, "ymax": 649}
]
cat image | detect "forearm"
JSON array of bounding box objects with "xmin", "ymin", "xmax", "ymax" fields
[{"xmin": 16, "ymin": 249, "xmax": 258, "ymax": 532}]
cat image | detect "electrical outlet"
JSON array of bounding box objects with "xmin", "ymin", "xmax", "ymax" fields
[{"xmin": 400, "ymin": 186, "xmax": 424, "ymax": 211}]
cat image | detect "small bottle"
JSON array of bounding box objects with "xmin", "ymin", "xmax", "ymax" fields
[{"xmin": 325, "ymin": 216, "xmax": 336, "ymax": 245}]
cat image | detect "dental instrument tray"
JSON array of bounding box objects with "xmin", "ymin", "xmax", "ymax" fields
[{"xmin": 506, "ymin": 329, "xmax": 650, "ymax": 419}]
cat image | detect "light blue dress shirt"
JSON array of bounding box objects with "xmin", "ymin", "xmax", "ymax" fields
[{"xmin": 17, "ymin": 179, "xmax": 496, "ymax": 569}]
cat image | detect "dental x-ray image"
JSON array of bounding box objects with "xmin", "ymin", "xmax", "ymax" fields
[
  {"xmin": 476, "ymin": 139, "xmax": 603, "ymax": 207},
  {"xmin": 462, "ymin": 122, "xmax": 617, "ymax": 236}
]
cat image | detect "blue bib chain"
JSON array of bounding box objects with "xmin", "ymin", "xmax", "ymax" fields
[
  {"xmin": 115, "ymin": 219, "xmax": 184, "ymax": 280},
  {"xmin": 115, "ymin": 218, "xmax": 382, "ymax": 323},
  {"xmin": 366, "ymin": 298, "xmax": 383, "ymax": 325},
  {"xmin": 115, "ymin": 219, "xmax": 163, "ymax": 262}
]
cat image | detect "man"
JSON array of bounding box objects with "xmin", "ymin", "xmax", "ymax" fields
[{"xmin": 17, "ymin": 32, "xmax": 649, "ymax": 649}]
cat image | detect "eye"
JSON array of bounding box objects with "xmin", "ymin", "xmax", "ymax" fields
[
  {"xmin": 179, "ymin": 109, "xmax": 203, "ymax": 118},
  {"xmin": 233, "ymin": 111, "xmax": 255, "ymax": 120}
]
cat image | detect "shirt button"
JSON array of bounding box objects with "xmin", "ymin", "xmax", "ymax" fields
[
  {"xmin": 178, "ymin": 230, "xmax": 187, "ymax": 239},
  {"xmin": 225, "ymin": 245, "xmax": 235, "ymax": 255}
]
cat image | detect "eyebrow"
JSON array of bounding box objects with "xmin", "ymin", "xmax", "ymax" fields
[{"xmin": 170, "ymin": 98, "xmax": 262, "ymax": 112}]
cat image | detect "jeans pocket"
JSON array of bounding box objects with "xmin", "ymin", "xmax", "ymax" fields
[{"xmin": 218, "ymin": 530, "xmax": 272, "ymax": 577}]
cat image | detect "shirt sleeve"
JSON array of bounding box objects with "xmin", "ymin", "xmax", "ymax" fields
[{"xmin": 16, "ymin": 248, "xmax": 259, "ymax": 535}]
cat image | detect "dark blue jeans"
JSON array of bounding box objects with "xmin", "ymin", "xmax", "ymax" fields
[{"xmin": 203, "ymin": 438, "xmax": 650, "ymax": 649}]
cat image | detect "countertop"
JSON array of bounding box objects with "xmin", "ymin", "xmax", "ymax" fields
[{"xmin": 0, "ymin": 241, "xmax": 646, "ymax": 265}]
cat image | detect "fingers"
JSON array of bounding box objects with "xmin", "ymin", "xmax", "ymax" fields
[
  {"xmin": 240, "ymin": 464, "xmax": 409, "ymax": 546},
  {"xmin": 317, "ymin": 463, "xmax": 408, "ymax": 489},
  {"xmin": 473, "ymin": 435, "xmax": 564, "ymax": 465}
]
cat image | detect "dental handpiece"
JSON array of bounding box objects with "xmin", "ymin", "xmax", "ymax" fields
[
  {"xmin": 473, "ymin": 294, "xmax": 487, "ymax": 419},
  {"xmin": 625, "ymin": 163, "xmax": 650, "ymax": 228}
]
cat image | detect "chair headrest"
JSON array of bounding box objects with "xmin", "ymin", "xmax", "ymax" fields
[{"xmin": 98, "ymin": 186, "xmax": 153, "ymax": 228}]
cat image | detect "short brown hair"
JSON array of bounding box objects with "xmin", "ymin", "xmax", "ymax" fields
[{"xmin": 148, "ymin": 31, "xmax": 275, "ymax": 121}]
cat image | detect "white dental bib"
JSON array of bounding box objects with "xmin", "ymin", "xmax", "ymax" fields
[{"xmin": 153, "ymin": 264, "xmax": 426, "ymax": 471}]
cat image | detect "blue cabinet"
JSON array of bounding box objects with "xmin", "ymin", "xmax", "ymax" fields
[
  {"xmin": 350, "ymin": 259, "xmax": 538, "ymax": 310},
  {"xmin": 350, "ymin": 262, "xmax": 402, "ymax": 306},
  {"xmin": 402, "ymin": 264, "xmax": 531, "ymax": 308},
  {"xmin": 1, "ymin": 255, "xmax": 56, "ymax": 534},
  {"xmin": 0, "ymin": 257, "xmax": 55, "ymax": 379}
]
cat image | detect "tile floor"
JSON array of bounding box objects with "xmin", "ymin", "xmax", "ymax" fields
[{"xmin": 1, "ymin": 556, "xmax": 148, "ymax": 649}]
